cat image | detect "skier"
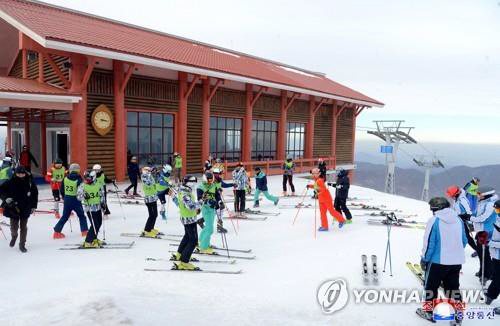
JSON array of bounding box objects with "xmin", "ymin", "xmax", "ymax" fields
[
  {"xmin": 19, "ymin": 145, "xmax": 38, "ymax": 173},
  {"xmin": 318, "ymin": 158, "xmax": 327, "ymax": 180},
  {"xmin": 140, "ymin": 166, "xmax": 161, "ymax": 237},
  {"xmin": 253, "ymin": 167, "xmax": 279, "ymax": 207},
  {"xmin": 484, "ymin": 199, "xmax": 500, "ymax": 306},
  {"xmin": 464, "ymin": 177, "xmax": 480, "ymax": 214},
  {"xmin": 45, "ymin": 158, "xmax": 66, "ymax": 219},
  {"xmin": 470, "ymin": 186, "xmax": 497, "ymax": 283},
  {"xmin": 53, "ymin": 163, "xmax": 89, "ymax": 239},
  {"xmin": 416, "ymin": 197, "xmax": 466, "ymax": 324},
  {"xmin": 173, "ymin": 152, "xmax": 183, "ymax": 184},
  {"xmin": 213, "ymin": 167, "xmax": 233, "ymax": 233},
  {"xmin": 232, "ymin": 162, "xmax": 247, "ymax": 217},
  {"xmin": 0, "ymin": 166, "xmax": 38, "ymax": 252},
  {"xmin": 333, "ymin": 169, "xmax": 353, "ymax": 224},
  {"xmin": 213, "ymin": 158, "xmax": 224, "ymax": 175},
  {"xmin": 171, "ymin": 175, "xmax": 202, "ymax": 270},
  {"xmin": 282, "ymin": 156, "xmax": 295, "ymax": 196},
  {"xmin": 78, "ymin": 170, "xmax": 106, "ymax": 248},
  {"xmin": 124, "ymin": 156, "xmax": 140, "ymax": 197},
  {"xmin": 156, "ymin": 164, "xmax": 173, "ymax": 220},
  {"xmin": 203, "ymin": 159, "xmax": 212, "ymax": 173},
  {"xmin": 0, "ymin": 156, "xmax": 14, "ymax": 186},
  {"xmin": 446, "ymin": 185, "xmax": 477, "ymax": 252},
  {"xmin": 93, "ymin": 164, "xmax": 114, "ymax": 217},
  {"xmin": 307, "ymin": 168, "xmax": 345, "ymax": 231},
  {"xmin": 197, "ymin": 171, "xmax": 221, "ymax": 254}
]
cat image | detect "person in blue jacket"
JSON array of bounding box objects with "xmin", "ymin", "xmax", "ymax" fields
[
  {"xmin": 484, "ymin": 200, "xmax": 500, "ymax": 306},
  {"xmin": 471, "ymin": 186, "xmax": 498, "ymax": 282},
  {"xmin": 416, "ymin": 197, "xmax": 467, "ymax": 323},
  {"xmin": 253, "ymin": 167, "xmax": 279, "ymax": 208},
  {"xmin": 124, "ymin": 156, "xmax": 140, "ymax": 196},
  {"xmin": 53, "ymin": 163, "xmax": 89, "ymax": 239}
]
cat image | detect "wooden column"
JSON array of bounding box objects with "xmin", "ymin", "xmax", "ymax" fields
[
  {"xmin": 6, "ymin": 114, "xmax": 11, "ymax": 152},
  {"xmin": 113, "ymin": 60, "xmax": 126, "ymax": 181},
  {"xmin": 305, "ymin": 95, "xmax": 315, "ymax": 159},
  {"xmin": 242, "ymin": 83, "xmax": 254, "ymax": 162},
  {"xmin": 21, "ymin": 49, "xmax": 27, "ymax": 79},
  {"xmin": 177, "ymin": 72, "xmax": 188, "ymax": 176},
  {"xmin": 40, "ymin": 110, "xmax": 47, "ymax": 175},
  {"xmin": 69, "ymin": 55, "xmax": 88, "ymax": 171},
  {"xmin": 37, "ymin": 52, "xmax": 44, "ymax": 83},
  {"xmin": 277, "ymin": 90, "xmax": 287, "ymax": 160},
  {"xmin": 23, "ymin": 110, "xmax": 30, "ymax": 149},
  {"xmin": 201, "ymin": 78, "xmax": 210, "ymax": 165},
  {"xmin": 331, "ymin": 100, "xmax": 338, "ymax": 161}
]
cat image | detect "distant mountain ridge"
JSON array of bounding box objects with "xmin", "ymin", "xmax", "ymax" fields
[{"xmin": 353, "ymin": 161, "xmax": 500, "ymax": 200}]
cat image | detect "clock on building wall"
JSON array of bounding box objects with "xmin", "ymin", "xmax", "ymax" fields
[{"xmin": 91, "ymin": 104, "xmax": 113, "ymax": 136}]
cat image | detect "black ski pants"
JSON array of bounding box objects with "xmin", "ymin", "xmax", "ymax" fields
[
  {"xmin": 334, "ymin": 197, "xmax": 352, "ymax": 220},
  {"xmin": 10, "ymin": 218, "xmax": 28, "ymax": 248},
  {"xmin": 144, "ymin": 201, "xmax": 158, "ymax": 232},
  {"xmin": 234, "ymin": 190, "xmax": 246, "ymax": 213},
  {"xmin": 283, "ymin": 175, "xmax": 295, "ymax": 193},
  {"xmin": 178, "ymin": 222, "xmax": 198, "ymax": 263},
  {"xmin": 124, "ymin": 179, "xmax": 138, "ymax": 195},
  {"xmin": 424, "ymin": 263, "xmax": 462, "ymax": 302},
  {"xmin": 85, "ymin": 210, "xmax": 103, "ymax": 243},
  {"xmin": 475, "ymin": 232, "xmax": 492, "ymax": 279},
  {"xmin": 487, "ymin": 258, "xmax": 500, "ymax": 300}
]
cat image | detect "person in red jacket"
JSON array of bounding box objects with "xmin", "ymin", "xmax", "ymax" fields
[
  {"xmin": 19, "ymin": 145, "xmax": 38, "ymax": 173},
  {"xmin": 45, "ymin": 159, "xmax": 66, "ymax": 219},
  {"xmin": 307, "ymin": 168, "xmax": 345, "ymax": 231}
]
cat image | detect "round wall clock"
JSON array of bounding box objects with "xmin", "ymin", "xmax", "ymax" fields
[{"xmin": 91, "ymin": 104, "xmax": 113, "ymax": 136}]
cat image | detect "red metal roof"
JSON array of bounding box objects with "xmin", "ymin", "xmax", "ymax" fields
[
  {"xmin": 0, "ymin": 76, "xmax": 74, "ymax": 95},
  {"xmin": 0, "ymin": 0, "xmax": 383, "ymax": 106}
]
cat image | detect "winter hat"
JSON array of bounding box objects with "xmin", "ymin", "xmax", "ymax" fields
[
  {"xmin": 69, "ymin": 163, "xmax": 80, "ymax": 173},
  {"xmin": 429, "ymin": 197, "xmax": 450, "ymax": 211},
  {"xmin": 15, "ymin": 166, "xmax": 26, "ymax": 174}
]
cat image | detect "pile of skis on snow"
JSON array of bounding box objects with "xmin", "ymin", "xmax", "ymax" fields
[{"xmin": 366, "ymin": 212, "xmax": 425, "ymax": 229}]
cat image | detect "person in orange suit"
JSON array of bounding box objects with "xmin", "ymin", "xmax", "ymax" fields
[{"xmin": 307, "ymin": 168, "xmax": 345, "ymax": 231}]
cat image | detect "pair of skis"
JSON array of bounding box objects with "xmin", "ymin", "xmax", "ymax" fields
[
  {"xmin": 59, "ymin": 241, "xmax": 135, "ymax": 250},
  {"xmin": 145, "ymin": 255, "xmax": 242, "ymax": 274},
  {"xmin": 406, "ymin": 262, "xmax": 425, "ymax": 285},
  {"xmin": 367, "ymin": 219, "xmax": 425, "ymax": 230},
  {"xmin": 362, "ymin": 254, "xmax": 378, "ymax": 284}
]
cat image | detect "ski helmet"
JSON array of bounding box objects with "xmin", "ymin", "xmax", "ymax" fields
[
  {"xmin": 92, "ymin": 164, "xmax": 101, "ymax": 171},
  {"xmin": 473, "ymin": 177, "xmax": 480, "ymax": 184},
  {"xmin": 83, "ymin": 170, "xmax": 96, "ymax": 184},
  {"xmin": 55, "ymin": 158, "xmax": 63, "ymax": 165},
  {"xmin": 446, "ymin": 185, "xmax": 461, "ymax": 198},
  {"xmin": 478, "ymin": 186, "xmax": 495, "ymax": 197},
  {"xmin": 182, "ymin": 175, "xmax": 197, "ymax": 186},
  {"xmin": 131, "ymin": 156, "xmax": 137, "ymax": 162},
  {"xmin": 162, "ymin": 164, "xmax": 172, "ymax": 175},
  {"xmin": 337, "ymin": 169, "xmax": 347, "ymax": 177},
  {"xmin": 68, "ymin": 163, "xmax": 80, "ymax": 173},
  {"xmin": 204, "ymin": 171, "xmax": 214, "ymax": 183},
  {"xmin": 428, "ymin": 197, "xmax": 450, "ymax": 211},
  {"xmin": 254, "ymin": 166, "xmax": 261, "ymax": 172}
]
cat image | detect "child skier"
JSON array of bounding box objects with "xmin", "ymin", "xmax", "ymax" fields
[
  {"xmin": 282, "ymin": 156, "xmax": 295, "ymax": 196},
  {"xmin": 253, "ymin": 167, "xmax": 279, "ymax": 207},
  {"xmin": 173, "ymin": 152, "xmax": 183, "ymax": 184},
  {"xmin": 307, "ymin": 168, "xmax": 345, "ymax": 231},
  {"xmin": 484, "ymin": 199, "xmax": 500, "ymax": 306},
  {"xmin": 53, "ymin": 163, "xmax": 89, "ymax": 239},
  {"xmin": 197, "ymin": 171, "xmax": 221, "ymax": 254},
  {"xmin": 156, "ymin": 164, "xmax": 173, "ymax": 220},
  {"xmin": 141, "ymin": 166, "xmax": 161, "ymax": 237},
  {"xmin": 464, "ymin": 177, "xmax": 480, "ymax": 214},
  {"xmin": 232, "ymin": 162, "xmax": 247, "ymax": 217},
  {"xmin": 124, "ymin": 156, "xmax": 140, "ymax": 196},
  {"xmin": 78, "ymin": 170, "xmax": 105, "ymax": 248},
  {"xmin": 213, "ymin": 167, "xmax": 233, "ymax": 233},
  {"xmin": 46, "ymin": 158, "xmax": 66, "ymax": 219},
  {"xmin": 93, "ymin": 164, "xmax": 114, "ymax": 216},
  {"xmin": 172, "ymin": 175, "xmax": 202, "ymax": 270}
]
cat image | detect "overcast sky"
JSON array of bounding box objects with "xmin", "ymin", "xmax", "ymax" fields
[{"xmin": 4, "ymin": 0, "xmax": 498, "ymax": 163}]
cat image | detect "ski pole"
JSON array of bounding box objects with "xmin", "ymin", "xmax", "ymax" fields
[
  {"xmin": 220, "ymin": 193, "xmax": 238, "ymax": 235},
  {"xmin": 481, "ymin": 244, "xmax": 485, "ymax": 289},
  {"xmin": 314, "ymin": 195, "xmax": 317, "ymax": 239},
  {"xmin": 113, "ymin": 183, "xmax": 126, "ymax": 220},
  {"xmin": 292, "ymin": 187, "xmax": 309, "ymax": 225},
  {"xmin": 217, "ymin": 209, "xmax": 230, "ymax": 259},
  {"xmin": 68, "ymin": 211, "xmax": 73, "ymax": 233}
]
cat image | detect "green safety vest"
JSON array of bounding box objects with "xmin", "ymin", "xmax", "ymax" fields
[
  {"xmin": 178, "ymin": 192, "xmax": 197, "ymax": 218},
  {"xmin": 199, "ymin": 182, "xmax": 217, "ymax": 200},
  {"xmin": 96, "ymin": 174, "xmax": 105, "ymax": 188},
  {"xmin": 52, "ymin": 167, "xmax": 65, "ymax": 182},
  {"xmin": 83, "ymin": 183, "xmax": 101, "ymax": 205},
  {"xmin": 175, "ymin": 156, "xmax": 182, "ymax": 169},
  {"xmin": 63, "ymin": 178, "xmax": 78, "ymax": 196},
  {"xmin": 156, "ymin": 175, "xmax": 170, "ymax": 192},
  {"xmin": 143, "ymin": 181, "xmax": 157, "ymax": 196},
  {"xmin": 0, "ymin": 167, "xmax": 10, "ymax": 180},
  {"xmin": 467, "ymin": 183, "xmax": 479, "ymax": 196},
  {"xmin": 285, "ymin": 161, "xmax": 293, "ymax": 169}
]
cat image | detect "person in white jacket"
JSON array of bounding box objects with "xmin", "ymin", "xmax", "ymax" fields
[
  {"xmin": 416, "ymin": 197, "xmax": 467, "ymax": 323},
  {"xmin": 484, "ymin": 200, "xmax": 500, "ymax": 306}
]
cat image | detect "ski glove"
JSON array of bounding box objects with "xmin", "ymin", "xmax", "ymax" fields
[
  {"xmin": 477, "ymin": 231, "xmax": 489, "ymax": 246},
  {"xmin": 197, "ymin": 217, "xmax": 205, "ymax": 229},
  {"xmin": 420, "ymin": 258, "xmax": 428, "ymax": 271},
  {"xmin": 458, "ymin": 214, "xmax": 471, "ymax": 222},
  {"xmin": 218, "ymin": 201, "xmax": 225, "ymax": 210},
  {"xmin": 83, "ymin": 193, "xmax": 91, "ymax": 200}
]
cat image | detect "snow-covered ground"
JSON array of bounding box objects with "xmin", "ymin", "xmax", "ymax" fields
[{"xmin": 0, "ymin": 174, "xmax": 497, "ymax": 326}]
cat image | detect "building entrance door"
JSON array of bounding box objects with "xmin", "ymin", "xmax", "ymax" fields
[
  {"xmin": 10, "ymin": 128, "xmax": 24, "ymax": 159},
  {"xmin": 47, "ymin": 128, "xmax": 70, "ymax": 168}
]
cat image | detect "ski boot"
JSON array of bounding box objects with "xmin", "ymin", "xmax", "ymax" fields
[
  {"xmin": 171, "ymin": 252, "xmax": 181, "ymax": 261},
  {"xmin": 54, "ymin": 211, "xmax": 61, "ymax": 219},
  {"xmin": 52, "ymin": 232, "xmax": 65, "ymax": 239},
  {"xmin": 345, "ymin": 219, "xmax": 353, "ymax": 224},
  {"xmin": 152, "ymin": 229, "xmax": 164, "ymax": 236},
  {"xmin": 415, "ymin": 308, "xmax": 434, "ymax": 322},
  {"xmin": 9, "ymin": 236, "xmax": 17, "ymax": 247},
  {"xmin": 338, "ymin": 222, "xmax": 345, "ymax": 229},
  {"xmin": 83, "ymin": 241, "xmax": 99, "ymax": 248},
  {"xmin": 494, "ymin": 307, "xmax": 500, "ymax": 315},
  {"xmin": 95, "ymin": 239, "xmax": 106, "ymax": 246},
  {"xmin": 318, "ymin": 227, "xmax": 329, "ymax": 232},
  {"xmin": 197, "ymin": 247, "xmax": 215, "ymax": 255},
  {"xmin": 173, "ymin": 261, "xmax": 199, "ymax": 271},
  {"xmin": 141, "ymin": 230, "xmax": 158, "ymax": 238},
  {"xmin": 19, "ymin": 244, "xmax": 27, "ymax": 253},
  {"xmin": 253, "ymin": 200, "xmax": 259, "ymax": 208}
]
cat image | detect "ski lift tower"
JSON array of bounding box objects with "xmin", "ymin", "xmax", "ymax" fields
[
  {"xmin": 367, "ymin": 120, "xmax": 417, "ymax": 194},
  {"xmin": 413, "ymin": 156, "xmax": 445, "ymax": 201}
]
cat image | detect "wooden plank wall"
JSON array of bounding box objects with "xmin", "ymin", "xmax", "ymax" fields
[
  {"xmin": 335, "ymin": 108, "xmax": 354, "ymax": 164},
  {"xmin": 313, "ymin": 104, "xmax": 333, "ymax": 158},
  {"xmin": 87, "ymin": 69, "xmax": 115, "ymax": 179},
  {"xmin": 253, "ymin": 94, "xmax": 280, "ymax": 120},
  {"xmin": 9, "ymin": 51, "xmax": 69, "ymax": 87},
  {"xmin": 287, "ymin": 99, "xmax": 309, "ymax": 123}
]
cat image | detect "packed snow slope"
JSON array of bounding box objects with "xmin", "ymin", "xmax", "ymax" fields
[{"xmin": 0, "ymin": 174, "xmax": 496, "ymax": 326}]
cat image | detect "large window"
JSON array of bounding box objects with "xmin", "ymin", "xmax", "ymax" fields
[
  {"xmin": 127, "ymin": 111, "xmax": 174, "ymax": 166},
  {"xmin": 252, "ymin": 119, "xmax": 277, "ymax": 160},
  {"xmin": 286, "ymin": 122, "xmax": 305, "ymax": 159},
  {"xmin": 210, "ymin": 117, "xmax": 242, "ymax": 162}
]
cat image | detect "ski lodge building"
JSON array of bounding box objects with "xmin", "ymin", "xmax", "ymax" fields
[{"xmin": 0, "ymin": 0, "xmax": 383, "ymax": 181}]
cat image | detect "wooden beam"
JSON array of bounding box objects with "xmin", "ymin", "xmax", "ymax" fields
[
  {"xmin": 207, "ymin": 78, "xmax": 224, "ymax": 102},
  {"xmin": 355, "ymin": 105, "xmax": 367, "ymax": 117},
  {"xmin": 335, "ymin": 102, "xmax": 349, "ymax": 118},
  {"xmin": 120, "ymin": 63, "xmax": 136, "ymax": 93},
  {"xmin": 284, "ymin": 92, "xmax": 300, "ymax": 112},
  {"xmin": 81, "ymin": 57, "xmax": 96, "ymax": 90},
  {"xmin": 184, "ymin": 74, "xmax": 200, "ymax": 99},
  {"xmin": 21, "ymin": 49, "xmax": 27, "ymax": 78},
  {"xmin": 312, "ymin": 97, "xmax": 327, "ymax": 114},
  {"xmin": 250, "ymin": 86, "xmax": 267, "ymax": 108},
  {"xmin": 45, "ymin": 53, "xmax": 70, "ymax": 89},
  {"xmin": 37, "ymin": 52, "xmax": 44, "ymax": 83}
]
